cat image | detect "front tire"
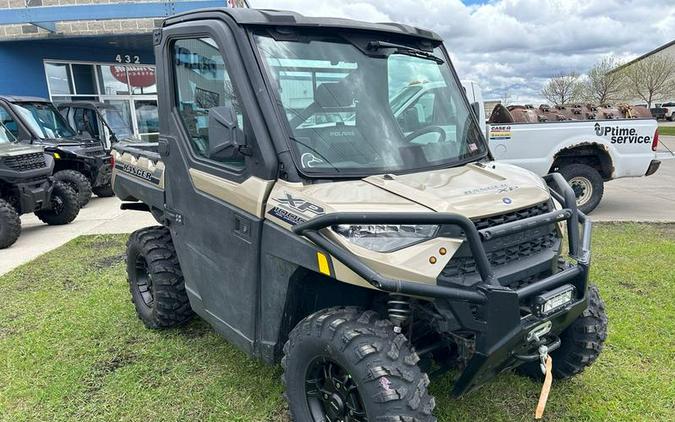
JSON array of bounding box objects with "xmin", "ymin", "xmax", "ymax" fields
[
  {"xmin": 92, "ymin": 183, "xmax": 115, "ymax": 198},
  {"xmin": 53, "ymin": 169, "xmax": 93, "ymax": 207},
  {"xmin": 559, "ymin": 164, "xmax": 604, "ymax": 214},
  {"xmin": 0, "ymin": 199, "xmax": 21, "ymax": 249},
  {"xmin": 518, "ymin": 285, "xmax": 608, "ymax": 380},
  {"xmin": 126, "ymin": 226, "xmax": 193, "ymax": 329},
  {"xmin": 283, "ymin": 307, "xmax": 436, "ymax": 422},
  {"xmin": 35, "ymin": 181, "xmax": 80, "ymax": 225}
]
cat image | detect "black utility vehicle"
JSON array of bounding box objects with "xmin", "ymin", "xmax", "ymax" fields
[
  {"xmin": 112, "ymin": 8, "xmax": 608, "ymax": 421},
  {"xmin": 0, "ymin": 122, "xmax": 79, "ymax": 248},
  {"xmin": 0, "ymin": 96, "xmax": 114, "ymax": 206}
]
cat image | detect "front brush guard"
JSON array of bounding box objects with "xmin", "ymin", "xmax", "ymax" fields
[{"xmin": 292, "ymin": 172, "xmax": 592, "ymax": 395}]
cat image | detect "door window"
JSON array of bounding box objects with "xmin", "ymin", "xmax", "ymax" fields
[
  {"xmin": 173, "ymin": 37, "xmax": 246, "ymax": 168},
  {"xmin": 72, "ymin": 108, "xmax": 100, "ymax": 138}
]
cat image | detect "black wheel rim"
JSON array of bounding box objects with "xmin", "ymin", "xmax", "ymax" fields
[
  {"xmin": 133, "ymin": 255, "xmax": 154, "ymax": 306},
  {"xmin": 305, "ymin": 357, "xmax": 368, "ymax": 422},
  {"xmin": 51, "ymin": 194, "xmax": 65, "ymax": 214}
]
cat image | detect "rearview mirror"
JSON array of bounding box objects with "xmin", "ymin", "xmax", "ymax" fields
[
  {"xmin": 399, "ymin": 107, "xmax": 422, "ymax": 132},
  {"xmin": 207, "ymin": 102, "xmax": 245, "ymax": 161}
]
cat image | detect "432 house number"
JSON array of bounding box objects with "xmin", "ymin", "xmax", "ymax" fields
[{"xmin": 115, "ymin": 54, "xmax": 141, "ymax": 64}]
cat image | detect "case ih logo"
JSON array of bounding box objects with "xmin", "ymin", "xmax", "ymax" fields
[
  {"xmin": 594, "ymin": 123, "xmax": 651, "ymax": 144},
  {"xmin": 276, "ymin": 193, "xmax": 325, "ymax": 215}
]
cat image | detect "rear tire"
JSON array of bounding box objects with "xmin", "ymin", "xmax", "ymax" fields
[
  {"xmin": 92, "ymin": 183, "xmax": 114, "ymax": 198},
  {"xmin": 35, "ymin": 181, "xmax": 80, "ymax": 225},
  {"xmin": 559, "ymin": 164, "xmax": 604, "ymax": 214},
  {"xmin": 54, "ymin": 169, "xmax": 92, "ymax": 207},
  {"xmin": 283, "ymin": 307, "xmax": 436, "ymax": 422},
  {"xmin": 517, "ymin": 285, "xmax": 608, "ymax": 380},
  {"xmin": 126, "ymin": 226, "xmax": 193, "ymax": 329},
  {"xmin": 0, "ymin": 199, "xmax": 21, "ymax": 249}
]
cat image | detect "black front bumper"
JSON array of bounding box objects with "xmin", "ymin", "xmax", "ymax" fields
[
  {"xmin": 16, "ymin": 178, "xmax": 54, "ymax": 214},
  {"xmin": 293, "ymin": 173, "xmax": 592, "ymax": 396}
]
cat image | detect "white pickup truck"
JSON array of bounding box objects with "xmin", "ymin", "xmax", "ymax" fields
[{"xmin": 460, "ymin": 81, "xmax": 668, "ymax": 213}]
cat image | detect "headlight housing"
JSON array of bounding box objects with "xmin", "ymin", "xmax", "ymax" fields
[{"xmin": 332, "ymin": 224, "xmax": 438, "ymax": 252}]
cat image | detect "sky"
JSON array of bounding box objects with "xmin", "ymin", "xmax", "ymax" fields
[{"xmin": 250, "ymin": 0, "xmax": 675, "ymax": 103}]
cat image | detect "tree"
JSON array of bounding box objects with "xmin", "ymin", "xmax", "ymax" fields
[
  {"xmin": 541, "ymin": 72, "xmax": 584, "ymax": 105},
  {"xmin": 620, "ymin": 54, "xmax": 675, "ymax": 108},
  {"xmin": 584, "ymin": 57, "xmax": 625, "ymax": 104}
]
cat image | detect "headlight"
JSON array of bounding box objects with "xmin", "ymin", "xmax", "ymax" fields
[{"xmin": 332, "ymin": 224, "xmax": 438, "ymax": 252}]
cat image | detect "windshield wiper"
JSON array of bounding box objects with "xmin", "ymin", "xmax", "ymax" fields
[{"xmin": 367, "ymin": 41, "xmax": 444, "ymax": 64}]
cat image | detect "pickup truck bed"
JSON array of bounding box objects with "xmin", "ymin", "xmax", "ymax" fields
[
  {"xmin": 487, "ymin": 118, "xmax": 662, "ymax": 178},
  {"xmin": 111, "ymin": 142, "xmax": 165, "ymax": 219}
]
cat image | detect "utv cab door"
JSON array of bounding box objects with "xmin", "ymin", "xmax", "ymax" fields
[{"xmin": 157, "ymin": 20, "xmax": 273, "ymax": 354}]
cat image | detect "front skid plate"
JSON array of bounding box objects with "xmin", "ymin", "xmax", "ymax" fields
[{"xmin": 452, "ymin": 294, "xmax": 588, "ymax": 396}]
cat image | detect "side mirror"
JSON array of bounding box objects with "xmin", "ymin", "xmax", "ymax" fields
[
  {"xmin": 207, "ymin": 102, "xmax": 245, "ymax": 161},
  {"xmin": 471, "ymin": 101, "xmax": 481, "ymax": 120}
]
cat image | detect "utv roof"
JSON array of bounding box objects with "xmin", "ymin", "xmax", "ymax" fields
[
  {"xmin": 165, "ymin": 8, "xmax": 442, "ymax": 42},
  {"xmin": 0, "ymin": 95, "xmax": 50, "ymax": 103}
]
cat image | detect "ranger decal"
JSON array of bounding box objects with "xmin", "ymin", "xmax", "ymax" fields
[{"xmin": 115, "ymin": 163, "xmax": 160, "ymax": 185}]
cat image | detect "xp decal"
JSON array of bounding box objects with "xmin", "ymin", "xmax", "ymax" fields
[{"xmin": 275, "ymin": 193, "xmax": 325, "ymax": 216}]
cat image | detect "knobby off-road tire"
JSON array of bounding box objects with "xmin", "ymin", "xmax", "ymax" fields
[
  {"xmin": 283, "ymin": 307, "xmax": 436, "ymax": 422},
  {"xmin": 0, "ymin": 199, "xmax": 21, "ymax": 249},
  {"xmin": 92, "ymin": 183, "xmax": 114, "ymax": 198},
  {"xmin": 559, "ymin": 164, "xmax": 604, "ymax": 214},
  {"xmin": 34, "ymin": 181, "xmax": 80, "ymax": 225},
  {"xmin": 53, "ymin": 169, "xmax": 93, "ymax": 207},
  {"xmin": 518, "ymin": 285, "xmax": 608, "ymax": 381},
  {"xmin": 126, "ymin": 226, "xmax": 193, "ymax": 329}
]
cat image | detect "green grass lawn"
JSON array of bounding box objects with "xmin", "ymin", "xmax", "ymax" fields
[
  {"xmin": 658, "ymin": 125, "xmax": 675, "ymax": 136},
  {"xmin": 1, "ymin": 224, "xmax": 674, "ymax": 421}
]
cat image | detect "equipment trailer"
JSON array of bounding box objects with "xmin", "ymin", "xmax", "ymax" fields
[{"xmin": 113, "ymin": 8, "xmax": 608, "ymax": 421}]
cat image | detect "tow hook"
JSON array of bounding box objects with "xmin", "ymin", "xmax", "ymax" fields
[{"xmin": 513, "ymin": 335, "xmax": 561, "ymax": 371}]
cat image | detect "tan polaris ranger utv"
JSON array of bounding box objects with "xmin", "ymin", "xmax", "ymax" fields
[{"xmin": 113, "ymin": 8, "xmax": 608, "ymax": 421}]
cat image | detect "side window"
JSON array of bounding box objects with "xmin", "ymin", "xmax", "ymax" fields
[
  {"xmin": 0, "ymin": 106, "xmax": 19, "ymax": 138},
  {"xmin": 173, "ymin": 37, "xmax": 246, "ymax": 168}
]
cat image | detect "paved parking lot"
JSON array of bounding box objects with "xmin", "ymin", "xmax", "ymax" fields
[
  {"xmin": 1, "ymin": 136, "xmax": 673, "ymax": 275},
  {"xmin": 1, "ymin": 197, "xmax": 156, "ymax": 275},
  {"xmin": 592, "ymin": 136, "xmax": 675, "ymax": 222}
]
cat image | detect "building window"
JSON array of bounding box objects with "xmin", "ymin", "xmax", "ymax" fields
[
  {"xmin": 45, "ymin": 63, "xmax": 73, "ymax": 95},
  {"xmin": 43, "ymin": 60, "xmax": 159, "ymax": 141},
  {"xmin": 98, "ymin": 65, "xmax": 131, "ymax": 96}
]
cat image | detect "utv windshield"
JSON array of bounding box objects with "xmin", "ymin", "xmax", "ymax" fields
[
  {"xmin": 13, "ymin": 102, "xmax": 76, "ymax": 139},
  {"xmin": 100, "ymin": 107, "xmax": 133, "ymax": 139},
  {"xmin": 0, "ymin": 122, "xmax": 17, "ymax": 144},
  {"xmin": 255, "ymin": 31, "xmax": 487, "ymax": 175}
]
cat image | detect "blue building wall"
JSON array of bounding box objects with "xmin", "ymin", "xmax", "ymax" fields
[{"xmin": 0, "ymin": 39, "xmax": 153, "ymax": 97}]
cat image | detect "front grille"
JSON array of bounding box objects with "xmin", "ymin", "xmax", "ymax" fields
[
  {"xmin": 473, "ymin": 201, "xmax": 551, "ymax": 230},
  {"xmin": 439, "ymin": 201, "xmax": 559, "ymax": 285},
  {"xmin": 2, "ymin": 152, "xmax": 47, "ymax": 171},
  {"xmin": 441, "ymin": 231, "xmax": 558, "ymax": 278}
]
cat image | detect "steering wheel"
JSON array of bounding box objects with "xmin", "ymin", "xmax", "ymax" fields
[{"xmin": 405, "ymin": 126, "xmax": 446, "ymax": 144}]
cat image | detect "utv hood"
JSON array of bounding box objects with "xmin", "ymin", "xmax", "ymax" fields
[
  {"xmin": 0, "ymin": 143, "xmax": 43, "ymax": 156},
  {"xmin": 270, "ymin": 162, "xmax": 551, "ymax": 221}
]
